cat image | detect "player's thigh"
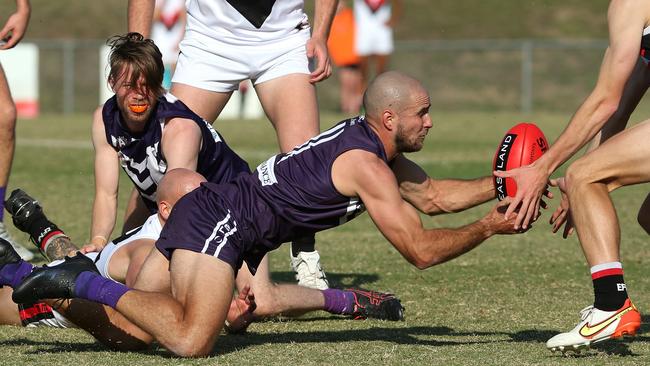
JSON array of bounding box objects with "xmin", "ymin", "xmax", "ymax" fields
[
  {"xmin": 0, "ymin": 287, "xmax": 20, "ymax": 326},
  {"xmin": 255, "ymin": 74, "xmax": 319, "ymax": 151},
  {"xmin": 122, "ymin": 188, "xmax": 149, "ymax": 233},
  {"xmin": 170, "ymin": 82, "xmax": 232, "ymax": 123},
  {"xmin": 169, "ymin": 249, "xmax": 235, "ymax": 347},
  {"xmin": 568, "ymin": 119, "xmax": 650, "ymax": 190},
  {"xmin": 236, "ymin": 254, "xmax": 272, "ymax": 293},
  {"xmin": 133, "ymin": 247, "xmax": 172, "ymax": 293}
]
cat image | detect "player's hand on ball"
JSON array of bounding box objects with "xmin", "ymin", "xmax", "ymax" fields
[
  {"xmin": 484, "ymin": 198, "xmax": 534, "ymax": 235},
  {"xmin": 548, "ymin": 177, "xmax": 574, "ymax": 238}
]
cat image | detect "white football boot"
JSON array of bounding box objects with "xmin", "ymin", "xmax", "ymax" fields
[
  {"xmin": 290, "ymin": 250, "xmax": 329, "ymax": 290},
  {"xmin": 0, "ymin": 222, "xmax": 34, "ymax": 261},
  {"xmin": 547, "ymin": 298, "xmax": 641, "ymax": 353}
]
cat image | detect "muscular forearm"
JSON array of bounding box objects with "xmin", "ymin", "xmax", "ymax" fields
[
  {"xmin": 128, "ymin": 0, "xmax": 156, "ymax": 37},
  {"xmin": 427, "ymin": 176, "xmax": 494, "ymax": 214},
  {"xmin": 90, "ymin": 196, "xmax": 117, "ymax": 246},
  {"xmin": 311, "ymin": 0, "xmax": 337, "ymax": 40},
  {"xmin": 407, "ymin": 219, "xmax": 493, "ymax": 269},
  {"xmin": 540, "ymin": 88, "xmax": 620, "ymax": 176}
]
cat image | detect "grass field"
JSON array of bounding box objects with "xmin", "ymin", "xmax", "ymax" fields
[{"xmin": 1, "ymin": 110, "xmax": 650, "ymax": 365}]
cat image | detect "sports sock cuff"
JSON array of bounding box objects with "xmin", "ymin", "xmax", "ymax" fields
[
  {"xmin": 25, "ymin": 215, "xmax": 65, "ymax": 251},
  {"xmin": 291, "ymin": 235, "xmax": 316, "ymax": 256},
  {"xmin": 0, "ymin": 260, "xmax": 34, "ymax": 288},
  {"xmin": 322, "ymin": 288, "xmax": 355, "ymax": 315},
  {"xmin": 590, "ymin": 261, "xmax": 623, "ymax": 279},
  {"xmin": 74, "ymin": 271, "xmax": 130, "ymax": 308}
]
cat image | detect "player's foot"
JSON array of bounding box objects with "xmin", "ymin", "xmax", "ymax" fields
[
  {"xmin": 0, "ymin": 222, "xmax": 33, "ymax": 261},
  {"xmin": 546, "ymin": 299, "xmax": 641, "ymax": 353},
  {"xmin": 5, "ymin": 189, "xmax": 42, "ymax": 233},
  {"xmin": 0, "ymin": 237, "xmax": 22, "ymax": 267},
  {"xmin": 291, "ymin": 250, "xmax": 329, "ymax": 290},
  {"xmin": 347, "ymin": 288, "xmax": 405, "ymax": 321},
  {"xmin": 12, "ymin": 253, "xmax": 99, "ymax": 304}
]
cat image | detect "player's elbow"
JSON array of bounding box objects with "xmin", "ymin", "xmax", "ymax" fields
[
  {"xmin": 408, "ymin": 247, "xmax": 442, "ymax": 270},
  {"xmin": 422, "ymin": 191, "xmax": 455, "ymax": 216}
]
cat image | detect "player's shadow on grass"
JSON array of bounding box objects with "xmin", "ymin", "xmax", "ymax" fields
[{"xmin": 271, "ymin": 271, "xmax": 380, "ymax": 288}]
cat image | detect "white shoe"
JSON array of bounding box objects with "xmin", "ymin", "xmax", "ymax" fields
[
  {"xmin": 290, "ymin": 250, "xmax": 329, "ymax": 290},
  {"xmin": 546, "ymin": 299, "xmax": 641, "ymax": 353},
  {"xmin": 0, "ymin": 222, "xmax": 34, "ymax": 261}
]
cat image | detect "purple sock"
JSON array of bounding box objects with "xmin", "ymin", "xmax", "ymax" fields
[
  {"xmin": 74, "ymin": 271, "xmax": 130, "ymax": 308},
  {"xmin": 0, "ymin": 186, "xmax": 5, "ymax": 221},
  {"xmin": 0, "ymin": 260, "xmax": 34, "ymax": 288},
  {"xmin": 322, "ymin": 289, "xmax": 356, "ymax": 315}
]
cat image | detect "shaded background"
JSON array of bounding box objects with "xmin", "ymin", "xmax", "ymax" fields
[{"xmin": 0, "ymin": 0, "xmax": 618, "ymax": 114}]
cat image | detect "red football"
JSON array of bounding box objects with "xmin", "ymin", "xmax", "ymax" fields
[{"xmin": 493, "ymin": 123, "xmax": 548, "ymax": 200}]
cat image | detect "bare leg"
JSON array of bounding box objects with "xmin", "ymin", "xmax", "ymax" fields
[
  {"xmin": 54, "ymin": 246, "xmax": 170, "ymax": 350},
  {"xmin": 374, "ymin": 54, "xmax": 390, "ymax": 75},
  {"xmin": 113, "ymin": 249, "xmax": 234, "ymax": 357},
  {"xmin": 0, "ymin": 66, "xmax": 15, "ymax": 195},
  {"xmin": 169, "ymin": 82, "xmax": 232, "ymax": 123},
  {"xmin": 566, "ymin": 119, "xmax": 650, "ymax": 266},
  {"xmin": 235, "ymin": 256, "xmax": 324, "ymax": 319},
  {"xmin": 255, "ymin": 73, "xmax": 319, "ymax": 151},
  {"xmin": 0, "ymin": 287, "xmax": 20, "ymax": 326}
]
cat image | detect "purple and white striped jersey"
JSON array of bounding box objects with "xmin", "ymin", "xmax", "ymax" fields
[
  {"xmin": 205, "ymin": 115, "xmax": 388, "ymax": 251},
  {"xmin": 102, "ymin": 93, "xmax": 250, "ymax": 212}
]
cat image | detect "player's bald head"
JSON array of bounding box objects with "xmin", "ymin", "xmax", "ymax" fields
[
  {"xmin": 362, "ymin": 71, "xmax": 426, "ymax": 121},
  {"xmin": 157, "ymin": 168, "xmax": 206, "ymax": 206}
]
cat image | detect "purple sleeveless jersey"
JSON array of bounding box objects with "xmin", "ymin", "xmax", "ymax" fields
[
  {"xmin": 102, "ymin": 93, "xmax": 251, "ymax": 212},
  {"xmin": 218, "ymin": 116, "xmax": 387, "ymax": 248}
]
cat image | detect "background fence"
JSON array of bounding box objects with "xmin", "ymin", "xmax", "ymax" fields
[{"xmin": 29, "ymin": 38, "xmax": 609, "ymax": 116}]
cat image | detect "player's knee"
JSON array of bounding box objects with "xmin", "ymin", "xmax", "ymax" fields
[
  {"xmin": 169, "ymin": 336, "xmax": 215, "ymax": 358},
  {"xmin": 0, "ymin": 102, "xmax": 16, "ymax": 137},
  {"xmin": 564, "ymin": 160, "xmax": 590, "ymax": 196}
]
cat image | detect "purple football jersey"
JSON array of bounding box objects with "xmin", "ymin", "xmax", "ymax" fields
[
  {"xmin": 102, "ymin": 93, "xmax": 250, "ymax": 212},
  {"xmin": 205, "ymin": 115, "xmax": 388, "ymax": 252}
]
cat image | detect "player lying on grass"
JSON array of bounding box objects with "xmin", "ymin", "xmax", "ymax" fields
[
  {"xmin": 11, "ymin": 71, "xmax": 532, "ymax": 357},
  {"xmin": 0, "ymin": 170, "xmax": 403, "ymax": 336},
  {"xmin": 69, "ymin": 31, "xmax": 392, "ymax": 330}
]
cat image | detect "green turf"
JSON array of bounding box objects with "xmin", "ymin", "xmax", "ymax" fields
[{"xmin": 1, "ymin": 111, "xmax": 650, "ymax": 365}]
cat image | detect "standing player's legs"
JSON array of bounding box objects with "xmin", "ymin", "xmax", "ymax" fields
[
  {"xmin": 0, "ymin": 66, "xmax": 32, "ymax": 261},
  {"xmin": 546, "ymin": 120, "xmax": 650, "ymax": 351},
  {"xmin": 169, "ymin": 82, "xmax": 233, "ymax": 124}
]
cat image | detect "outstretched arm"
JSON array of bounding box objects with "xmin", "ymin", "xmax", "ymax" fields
[
  {"xmin": 493, "ymin": 0, "xmax": 645, "ymax": 229},
  {"xmin": 333, "ymin": 150, "xmax": 521, "ymax": 270},
  {"xmin": 391, "ymin": 154, "xmax": 494, "ymax": 215}
]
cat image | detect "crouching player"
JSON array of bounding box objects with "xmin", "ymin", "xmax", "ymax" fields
[
  {"xmin": 0, "ymin": 170, "xmax": 403, "ymax": 338},
  {"xmin": 10, "ymin": 72, "xmax": 532, "ymax": 357}
]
